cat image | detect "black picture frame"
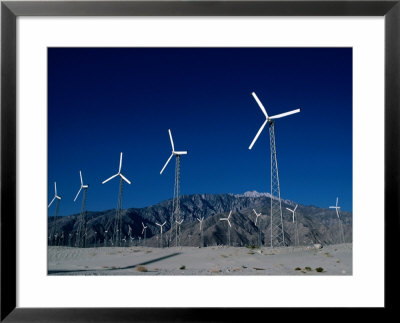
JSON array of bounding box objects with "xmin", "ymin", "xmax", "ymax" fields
[{"xmin": 1, "ymin": 0, "xmax": 398, "ymax": 321}]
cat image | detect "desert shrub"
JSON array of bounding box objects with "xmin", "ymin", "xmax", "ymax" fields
[
  {"xmin": 180, "ymin": 265, "xmax": 186, "ymax": 270},
  {"xmin": 305, "ymin": 267, "xmax": 312, "ymax": 271},
  {"xmin": 295, "ymin": 267, "xmax": 301, "ymax": 271},
  {"xmin": 315, "ymin": 267, "xmax": 324, "ymax": 272},
  {"xmin": 136, "ymin": 266, "xmax": 148, "ymax": 272}
]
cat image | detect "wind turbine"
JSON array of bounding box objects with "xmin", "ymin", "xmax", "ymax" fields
[
  {"xmin": 160, "ymin": 129, "xmax": 188, "ymax": 245},
  {"xmin": 286, "ymin": 205, "xmax": 299, "ymax": 246},
  {"xmin": 156, "ymin": 221, "xmax": 167, "ymax": 248},
  {"xmin": 175, "ymin": 219, "xmax": 184, "ymax": 247},
  {"xmin": 220, "ymin": 211, "xmax": 232, "ymax": 246},
  {"xmin": 142, "ymin": 222, "xmax": 148, "ymax": 247},
  {"xmin": 248, "ymin": 91, "xmax": 300, "ymax": 248},
  {"xmin": 73, "ymin": 171, "xmax": 89, "ymax": 248},
  {"xmin": 102, "ymin": 152, "xmax": 132, "ymax": 247},
  {"xmin": 252, "ymin": 209, "xmax": 262, "ymax": 248},
  {"xmin": 48, "ymin": 182, "xmax": 61, "ymax": 246},
  {"xmin": 329, "ymin": 197, "xmax": 345, "ymax": 244},
  {"xmin": 196, "ymin": 217, "xmax": 204, "ymax": 247}
]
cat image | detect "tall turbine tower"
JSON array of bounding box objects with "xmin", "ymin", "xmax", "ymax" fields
[
  {"xmin": 48, "ymin": 182, "xmax": 61, "ymax": 246},
  {"xmin": 329, "ymin": 197, "xmax": 345, "ymax": 244},
  {"xmin": 73, "ymin": 171, "xmax": 89, "ymax": 248},
  {"xmin": 248, "ymin": 92, "xmax": 300, "ymax": 248},
  {"xmin": 160, "ymin": 129, "xmax": 188, "ymax": 246},
  {"xmin": 102, "ymin": 152, "xmax": 132, "ymax": 247}
]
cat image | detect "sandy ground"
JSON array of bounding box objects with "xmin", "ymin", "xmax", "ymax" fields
[{"xmin": 48, "ymin": 243, "xmax": 352, "ymax": 276}]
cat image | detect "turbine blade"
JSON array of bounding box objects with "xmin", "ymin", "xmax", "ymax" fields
[
  {"xmin": 120, "ymin": 173, "xmax": 131, "ymax": 184},
  {"xmin": 162, "ymin": 221, "xmax": 166, "ymax": 226},
  {"xmin": 160, "ymin": 154, "xmax": 174, "ymax": 174},
  {"xmin": 286, "ymin": 207, "xmax": 293, "ymax": 212},
  {"xmin": 79, "ymin": 171, "xmax": 83, "ymax": 186},
  {"xmin": 54, "ymin": 182, "xmax": 57, "ymax": 196},
  {"xmin": 228, "ymin": 220, "xmax": 232, "ymax": 227},
  {"xmin": 48, "ymin": 196, "xmax": 56, "ymax": 208},
  {"xmin": 168, "ymin": 129, "xmax": 175, "ymax": 151},
  {"xmin": 294, "ymin": 205, "xmax": 298, "ymax": 211},
  {"xmin": 251, "ymin": 92, "xmax": 269, "ymax": 119},
  {"xmin": 336, "ymin": 197, "xmax": 339, "ymax": 207},
  {"xmin": 142, "ymin": 222, "xmax": 145, "ymax": 227},
  {"xmin": 249, "ymin": 120, "xmax": 268, "ymax": 150},
  {"xmin": 73, "ymin": 187, "xmax": 82, "ymax": 202},
  {"xmin": 228, "ymin": 211, "xmax": 232, "ymax": 218},
  {"xmin": 269, "ymin": 108, "xmax": 301, "ymax": 119},
  {"xmin": 102, "ymin": 173, "xmax": 118, "ymax": 184},
  {"xmin": 119, "ymin": 152, "xmax": 123, "ymax": 173},
  {"xmin": 142, "ymin": 228, "xmax": 145, "ymax": 234}
]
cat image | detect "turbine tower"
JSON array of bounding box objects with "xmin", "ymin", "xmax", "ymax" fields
[
  {"xmin": 73, "ymin": 171, "xmax": 89, "ymax": 248},
  {"xmin": 156, "ymin": 221, "xmax": 166, "ymax": 248},
  {"xmin": 249, "ymin": 91, "xmax": 300, "ymax": 248},
  {"xmin": 142, "ymin": 222, "xmax": 148, "ymax": 247},
  {"xmin": 48, "ymin": 182, "xmax": 61, "ymax": 246},
  {"xmin": 329, "ymin": 197, "xmax": 345, "ymax": 244},
  {"xmin": 196, "ymin": 217, "xmax": 204, "ymax": 247},
  {"xmin": 286, "ymin": 205, "xmax": 299, "ymax": 246},
  {"xmin": 160, "ymin": 129, "xmax": 188, "ymax": 246},
  {"xmin": 102, "ymin": 152, "xmax": 132, "ymax": 247},
  {"xmin": 252, "ymin": 209, "xmax": 262, "ymax": 248},
  {"xmin": 220, "ymin": 211, "xmax": 232, "ymax": 246}
]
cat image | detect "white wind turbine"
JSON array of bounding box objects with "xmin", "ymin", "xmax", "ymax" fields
[
  {"xmin": 74, "ymin": 171, "xmax": 89, "ymax": 248},
  {"xmin": 249, "ymin": 91, "xmax": 300, "ymax": 248},
  {"xmin": 329, "ymin": 197, "xmax": 345, "ymax": 244},
  {"xmin": 156, "ymin": 221, "xmax": 167, "ymax": 248},
  {"xmin": 175, "ymin": 219, "xmax": 184, "ymax": 247},
  {"xmin": 48, "ymin": 182, "xmax": 62, "ymax": 246},
  {"xmin": 220, "ymin": 211, "xmax": 232, "ymax": 247},
  {"xmin": 142, "ymin": 222, "xmax": 148, "ymax": 247},
  {"xmin": 196, "ymin": 217, "xmax": 204, "ymax": 247},
  {"xmin": 252, "ymin": 209, "xmax": 262, "ymax": 247},
  {"xmin": 286, "ymin": 205, "xmax": 299, "ymax": 246},
  {"xmin": 102, "ymin": 152, "xmax": 132, "ymax": 247},
  {"xmin": 160, "ymin": 129, "xmax": 188, "ymax": 245}
]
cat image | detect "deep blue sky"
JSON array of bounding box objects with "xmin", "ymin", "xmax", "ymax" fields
[{"xmin": 48, "ymin": 48, "xmax": 352, "ymax": 216}]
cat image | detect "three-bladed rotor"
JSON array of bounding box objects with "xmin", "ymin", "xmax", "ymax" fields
[
  {"xmin": 286, "ymin": 205, "xmax": 298, "ymax": 223},
  {"xmin": 48, "ymin": 181, "xmax": 62, "ymax": 208},
  {"xmin": 329, "ymin": 197, "xmax": 341, "ymax": 218},
  {"xmin": 141, "ymin": 222, "xmax": 148, "ymax": 235},
  {"xmin": 160, "ymin": 129, "xmax": 188, "ymax": 174},
  {"xmin": 102, "ymin": 152, "xmax": 132, "ymax": 185},
  {"xmin": 156, "ymin": 221, "xmax": 167, "ymax": 233},
  {"xmin": 196, "ymin": 217, "xmax": 204, "ymax": 231},
  {"xmin": 249, "ymin": 92, "xmax": 301, "ymax": 150},
  {"xmin": 73, "ymin": 170, "xmax": 89, "ymax": 202},
  {"xmin": 220, "ymin": 211, "xmax": 232, "ymax": 227},
  {"xmin": 252, "ymin": 209, "xmax": 262, "ymax": 225}
]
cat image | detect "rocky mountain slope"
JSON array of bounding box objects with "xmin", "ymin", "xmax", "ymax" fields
[{"xmin": 48, "ymin": 191, "xmax": 352, "ymax": 247}]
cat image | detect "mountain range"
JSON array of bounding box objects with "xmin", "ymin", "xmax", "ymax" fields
[{"xmin": 48, "ymin": 191, "xmax": 352, "ymax": 247}]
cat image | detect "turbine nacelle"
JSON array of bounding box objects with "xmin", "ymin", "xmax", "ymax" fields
[{"xmin": 249, "ymin": 92, "xmax": 301, "ymax": 150}]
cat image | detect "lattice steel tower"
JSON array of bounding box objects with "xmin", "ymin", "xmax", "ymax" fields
[
  {"xmin": 160, "ymin": 129, "xmax": 188, "ymax": 247},
  {"xmin": 248, "ymin": 92, "xmax": 300, "ymax": 248}
]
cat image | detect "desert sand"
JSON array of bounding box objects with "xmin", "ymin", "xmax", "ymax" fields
[{"xmin": 48, "ymin": 243, "xmax": 352, "ymax": 276}]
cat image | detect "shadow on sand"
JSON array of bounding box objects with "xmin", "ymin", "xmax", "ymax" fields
[{"xmin": 48, "ymin": 252, "xmax": 181, "ymax": 275}]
